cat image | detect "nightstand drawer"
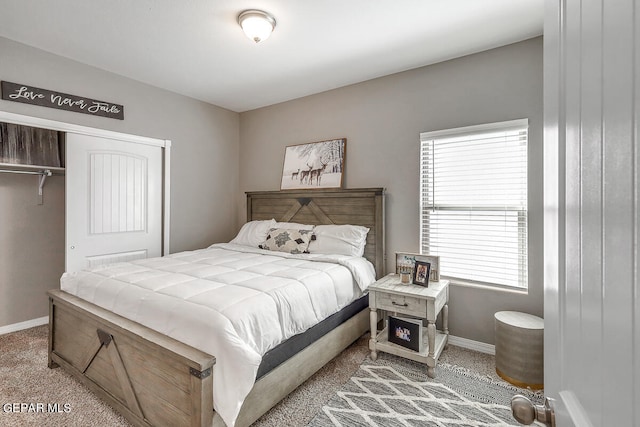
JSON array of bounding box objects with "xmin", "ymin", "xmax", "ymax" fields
[{"xmin": 376, "ymin": 292, "xmax": 426, "ymax": 317}]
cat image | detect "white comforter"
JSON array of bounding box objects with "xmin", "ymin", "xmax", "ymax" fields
[{"xmin": 60, "ymin": 243, "xmax": 376, "ymax": 427}]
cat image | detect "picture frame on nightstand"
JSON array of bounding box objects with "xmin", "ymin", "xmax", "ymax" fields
[
  {"xmin": 388, "ymin": 316, "xmax": 423, "ymax": 352},
  {"xmin": 413, "ymin": 261, "xmax": 431, "ymax": 287},
  {"xmin": 395, "ymin": 252, "xmax": 440, "ymax": 282}
]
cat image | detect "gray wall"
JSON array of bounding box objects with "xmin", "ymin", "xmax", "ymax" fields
[
  {"xmin": 239, "ymin": 37, "xmax": 544, "ymax": 344},
  {"xmin": 0, "ymin": 35, "xmax": 543, "ymax": 345},
  {"xmin": 0, "ymin": 37, "xmax": 240, "ymax": 327}
]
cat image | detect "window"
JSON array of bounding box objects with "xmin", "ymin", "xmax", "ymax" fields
[{"xmin": 419, "ymin": 119, "xmax": 528, "ymax": 289}]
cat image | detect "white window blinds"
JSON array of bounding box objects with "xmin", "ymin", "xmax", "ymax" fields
[{"xmin": 419, "ymin": 119, "xmax": 528, "ymax": 289}]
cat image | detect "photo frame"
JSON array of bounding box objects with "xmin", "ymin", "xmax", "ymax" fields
[
  {"xmin": 388, "ymin": 316, "xmax": 423, "ymax": 352},
  {"xmin": 413, "ymin": 261, "xmax": 431, "ymax": 287},
  {"xmin": 280, "ymin": 138, "xmax": 346, "ymax": 190},
  {"xmin": 395, "ymin": 252, "xmax": 440, "ymax": 282}
]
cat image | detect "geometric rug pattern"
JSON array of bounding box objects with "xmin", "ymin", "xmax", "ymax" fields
[{"xmin": 308, "ymin": 353, "xmax": 543, "ymax": 427}]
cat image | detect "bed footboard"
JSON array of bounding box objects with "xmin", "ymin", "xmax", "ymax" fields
[{"xmin": 48, "ymin": 290, "xmax": 215, "ymax": 427}]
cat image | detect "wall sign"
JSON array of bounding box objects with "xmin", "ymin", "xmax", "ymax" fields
[{"xmin": 1, "ymin": 81, "xmax": 124, "ymax": 120}]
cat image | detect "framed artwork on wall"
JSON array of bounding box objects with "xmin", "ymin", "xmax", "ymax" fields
[{"xmin": 280, "ymin": 138, "xmax": 346, "ymax": 190}]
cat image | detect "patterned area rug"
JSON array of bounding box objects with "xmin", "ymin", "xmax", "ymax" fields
[{"xmin": 308, "ymin": 353, "xmax": 543, "ymax": 427}]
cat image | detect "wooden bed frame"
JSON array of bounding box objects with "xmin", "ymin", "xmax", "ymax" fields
[{"xmin": 48, "ymin": 188, "xmax": 385, "ymax": 427}]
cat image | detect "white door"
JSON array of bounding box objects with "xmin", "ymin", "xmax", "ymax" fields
[
  {"xmin": 66, "ymin": 133, "xmax": 163, "ymax": 273},
  {"xmin": 540, "ymin": 1, "xmax": 639, "ymax": 426}
]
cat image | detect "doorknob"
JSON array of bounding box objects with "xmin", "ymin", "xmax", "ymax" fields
[{"xmin": 511, "ymin": 395, "xmax": 556, "ymax": 427}]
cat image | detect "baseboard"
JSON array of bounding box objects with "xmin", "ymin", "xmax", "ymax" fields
[
  {"xmin": 448, "ymin": 334, "xmax": 495, "ymax": 355},
  {"xmin": 0, "ymin": 316, "xmax": 49, "ymax": 336},
  {"xmin": 0, "ymin": 317, "xmax": 496, "ymax": 355}
]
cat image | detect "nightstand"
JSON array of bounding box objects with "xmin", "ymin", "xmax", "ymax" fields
[{"xmin": 368, "ymin": 273, "xmax": 449, "ymax": 378}]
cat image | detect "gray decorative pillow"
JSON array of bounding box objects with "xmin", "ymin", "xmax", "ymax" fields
[{"xmin": 259, "ymin": 228, "xmax": 314, "ymax": 254}]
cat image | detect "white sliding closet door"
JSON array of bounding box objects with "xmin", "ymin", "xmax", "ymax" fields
[{"xmin": 66, "ymin": 133, "xmax": 163, "ymax": 273}]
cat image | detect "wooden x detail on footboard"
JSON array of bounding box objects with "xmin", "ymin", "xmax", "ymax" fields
[{"xmin": 48, "ymin": 289, "xmax": 216, "ymax": 427}]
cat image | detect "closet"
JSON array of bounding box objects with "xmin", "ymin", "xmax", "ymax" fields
[
  {"xmin": 0, "ymin": 111, "xmax": 170, "ymax": 330},
  {"xmin": 0, "ymin": 120, "xmax": 65, "ymax": 329}
]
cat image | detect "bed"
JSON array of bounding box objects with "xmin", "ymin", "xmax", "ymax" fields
[{"xmin": 47, "ymin": 188, "xmax": 385, "ymax": 427}]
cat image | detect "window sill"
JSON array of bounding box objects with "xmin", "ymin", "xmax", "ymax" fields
[{"xmin": 444, "ymin": 277, "xmax": 529, "ymax": 295}]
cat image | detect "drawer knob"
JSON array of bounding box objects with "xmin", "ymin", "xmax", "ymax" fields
[{"xmin": 392, "ymin": 301, "xmax": 408, "ymax": 307}]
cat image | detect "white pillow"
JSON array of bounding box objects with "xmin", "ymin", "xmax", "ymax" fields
[
  {"xmin": 274, "ymin": 221, "xmax": 314, "ymax": 230},
  {"xmin": 307, "ymin": 224, "xmax": 370, "ymax": 257},
  {"xmin": 229, "ymin": 219, "xmax": 276, "ymax": 247}
]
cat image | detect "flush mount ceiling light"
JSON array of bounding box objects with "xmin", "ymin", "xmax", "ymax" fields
[{"xmin": 238, "ymin": 9, "xmax": 276, "ymax": 44}]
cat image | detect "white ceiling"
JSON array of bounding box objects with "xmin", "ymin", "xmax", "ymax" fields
[{"xmin": 0, "ymin": 1, "xmax": 544, "ymax": 112}]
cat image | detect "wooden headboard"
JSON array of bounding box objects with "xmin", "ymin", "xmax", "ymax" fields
[{"xmin": 246, "ymin": 188, "xmax": 385, "ymax": 278}]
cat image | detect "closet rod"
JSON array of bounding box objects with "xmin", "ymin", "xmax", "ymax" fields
[
  {"xmin": 0, "ymin": 168, "xmax": 54, "ymax": 204},
  {"xmin": 0, "ymin": 168, "xmax": 52, "ymax": 176}
]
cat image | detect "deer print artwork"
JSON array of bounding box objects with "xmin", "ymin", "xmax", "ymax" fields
[{"xmin": 280, "ymin": 138, "xmax": 346, "ymax": 190}]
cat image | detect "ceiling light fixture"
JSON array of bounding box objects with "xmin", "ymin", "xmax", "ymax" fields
[{"xmin": 238, "ymin": 10, "xmax": 276, "ymax": 44}]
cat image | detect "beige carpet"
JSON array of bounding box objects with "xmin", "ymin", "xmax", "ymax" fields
[
  {"xmin": 0, "ymin": 325, "xmax": 524, "ymax": 426},
  {"xmin": 0, "ymin": 325, "xmax": 130, "ymax": 427}
]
